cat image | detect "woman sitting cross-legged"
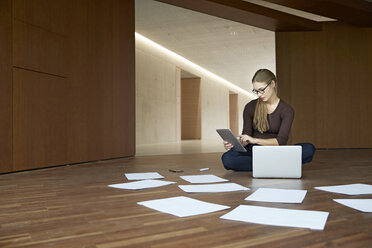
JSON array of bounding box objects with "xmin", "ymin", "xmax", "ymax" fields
[{"xmin": 221, "ymin": 68, "xmax": 316, "ymax": 171}]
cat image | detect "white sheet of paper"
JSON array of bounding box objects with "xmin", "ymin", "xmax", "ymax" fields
[
  {"xmin": 245, "ymin": 188, "xmax": 307, "ymax": 203},
  {"xmin": 138, "ymin": 196, "xmax": 230, "ymax": 217},
  {"xmin": 220, "ymin": 205, "xmax": 329, "ymax": 230},
  {"xmin": 180, "ymin": 174, "xmax": 228, "ymax": 184},
  {"xmin": 334, "ymin": 199, "xmax": 372, "ymax": 212},
  {"xmin": 108, "ymin": 179, "xmax": 175, "ymax": 190},
  {"xmin": 125, "ymin": 172, "xmax": 164, "ymax": 180},
  {"xmin": 178, "ymin": 183, "xmax": 249, "ymax": 193},
  {"xmin": 314, "ymin": 183, "xmax": 372, "ymax": 195}
]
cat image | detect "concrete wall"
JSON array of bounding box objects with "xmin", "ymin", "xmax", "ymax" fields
[
  {"xmin": 136, "ymin": 34, "xmax": 255, "ymax": 146},
  {"xmin": 136, "ymin": 49, "xmax": 178, "ymax": 144}
]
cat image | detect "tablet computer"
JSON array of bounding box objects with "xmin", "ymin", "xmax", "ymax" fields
[{"xmin": 216, "ymin": 129, "xmax": 247, "ymax": 152}]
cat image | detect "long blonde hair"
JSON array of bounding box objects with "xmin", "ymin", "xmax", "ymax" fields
[{"xmin": 252, "ymin": 69, "xmax": 278, "ymax": 133}]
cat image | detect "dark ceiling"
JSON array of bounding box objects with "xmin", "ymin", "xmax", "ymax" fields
[{"xmin": 155, "ymin": 0, "xmax": 372, "ymax": 32}]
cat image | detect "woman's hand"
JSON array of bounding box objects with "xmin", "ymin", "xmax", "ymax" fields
[
  {"xmin": 223, "ymin": 141, "xmax": 234, "ymax": 151},
  {"xmin": 239, "ymin": 134, "xmax": 256, "ymax": 145}
]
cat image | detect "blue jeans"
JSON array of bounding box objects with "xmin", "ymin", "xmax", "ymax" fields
[{"xmin": 221, "ymin": 143, "xmax": 316, "ymax": 171}]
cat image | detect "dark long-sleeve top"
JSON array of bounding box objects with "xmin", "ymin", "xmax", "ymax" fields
[{"xmin": 242, "ymin": 99, "xmax": 294, "ymax": 145}]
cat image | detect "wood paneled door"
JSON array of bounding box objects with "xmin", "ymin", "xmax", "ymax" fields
[
  {"xmin": 181, "ymin": 78, "xmax": 201, "ymax": 140},
  {"xmin": 229, "ymin": 93, "xmax": 239, "ymax": 136}
]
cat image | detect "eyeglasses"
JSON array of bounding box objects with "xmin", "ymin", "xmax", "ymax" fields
[{"xmin": 252, "ymin": 80, "xmax": 272, "ymax": 95}]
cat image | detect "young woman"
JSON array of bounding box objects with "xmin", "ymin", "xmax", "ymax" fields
[{"xmin": 222, "ymin": 69, "xmax": 315, "ymax": 171}]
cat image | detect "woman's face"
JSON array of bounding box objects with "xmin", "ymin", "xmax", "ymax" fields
[{"xmin": 252, "ymin": 80, "xmax": 275, "ymax": 102}]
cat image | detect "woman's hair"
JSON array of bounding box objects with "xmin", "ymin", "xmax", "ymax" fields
[{"xmin": 252, "ymin": 69, "xmax": 278, "ymax": 133}]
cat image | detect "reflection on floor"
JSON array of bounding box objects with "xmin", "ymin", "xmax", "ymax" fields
[{"xmin": 136, "ymin": 139, "xmax": 226, "ymax": 156}]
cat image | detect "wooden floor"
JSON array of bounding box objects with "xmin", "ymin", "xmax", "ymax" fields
[
  {"xmin": 136, "ymin": 139, "xmax": 225, "ymax": 156},
  {"xmin": 1, "ymin": 149, "xmax": 372, "ymax": 248}
]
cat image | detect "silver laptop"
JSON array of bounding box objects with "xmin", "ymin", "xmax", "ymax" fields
[{"xmin": 252, "ymin": 146, "xmax": 302, "ymax": 178}]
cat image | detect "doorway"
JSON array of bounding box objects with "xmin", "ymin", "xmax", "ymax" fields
[
  {"xmin": 181, "ymin": 75, "xmax": 201, "ymax": 140},
  {"xmin": 229, "ymin": 93, "xmax": 239, "ymax": 135}
]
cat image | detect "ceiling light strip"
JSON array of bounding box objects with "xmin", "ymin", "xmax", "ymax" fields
[{"xmin": 135, "ymin": 32, "xmax": 256, "ymax": 98}]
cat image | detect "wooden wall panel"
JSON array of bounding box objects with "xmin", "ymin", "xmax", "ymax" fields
[
  {"xmin": 8, "ymin": 0, "xmax": 135, "ymax": 172},
  {"xmin": 66, "ymin": 0, "xmax": 135, "ymax": 162},
  {"xmin": 107, "ymin": 0, "xmax": 135, "ymax": 157},
  {"xmin": 229, "ymin": 93, "xmax": 239, "ymax": 136},
  {"xmin": 181, "ymin": 78, "xmax": 201, "ymax": 140},
  {"xmin": 12, "ymin": 19, "xmax": 67, "ymax": 76},
  {"xmin": 13, "ymin": 0, "xmax": 68, "ymax": 35},
  {"xmin": 13, "ymin": 0, "xmax": 67, "ymax": 76},
  {"xmin": 0, "ymin": 0, "xmax": 13, "ymax": 173},
  {"xmin": 276, "ymin": 22, "xmax": 372, "ymax": 148},
  {"xmin": 13, "ymin": 68, "xmax": 68, "ymax": 170}
]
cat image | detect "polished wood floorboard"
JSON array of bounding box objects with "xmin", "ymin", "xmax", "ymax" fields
[
  {"xmin": 1, "ymin": 150, "xmax": 372, "ymax": 247},
  {"xmin": 136, "ymin": 139, "xmax": 225, "ymax": 156}
]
